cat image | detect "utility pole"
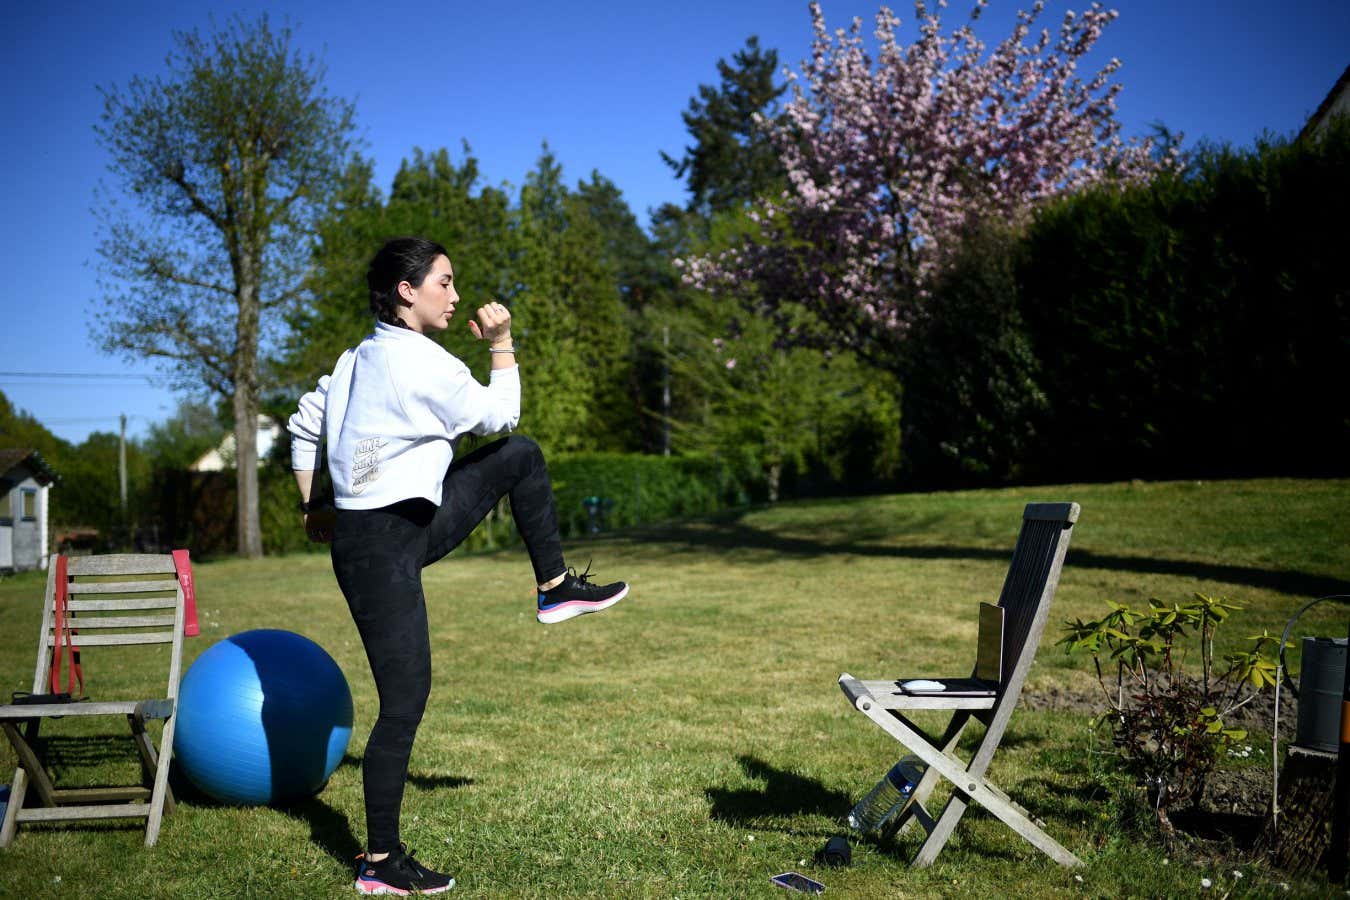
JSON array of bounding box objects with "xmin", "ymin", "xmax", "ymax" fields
[
  {"xmin": 662, "ymin": 325, "xmax": 671, "ymax": 457},
  {"xmin": 119, "ymin": 413, "xmax": 128, "ymax": 521}
]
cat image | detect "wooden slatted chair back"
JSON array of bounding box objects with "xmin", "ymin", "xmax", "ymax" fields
[
  {"xmin": 31, "ymin": 554, "xmax": 188, "ymax": 701},
  {"xmin": 991, "ymin": 502, "xmax": 1080, "ymax": 710}
]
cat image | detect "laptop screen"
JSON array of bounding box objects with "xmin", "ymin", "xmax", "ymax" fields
[{"xmin": 975, "ymin": 602, "xmax": 1004, "ymax": 683}]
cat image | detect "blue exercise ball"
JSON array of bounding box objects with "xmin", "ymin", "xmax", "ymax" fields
[{"xmin": 174, "ymin": 629, "xmax": 353, "ymax": 806}]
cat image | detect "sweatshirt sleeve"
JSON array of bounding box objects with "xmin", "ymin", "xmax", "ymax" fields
[
  {"xmin": 417, "ymin": 356, "xmax": 521, "ymax": 438},
  {"xmin": 288, "ymin": 374, "xmax": 330, "ymax": 471}
]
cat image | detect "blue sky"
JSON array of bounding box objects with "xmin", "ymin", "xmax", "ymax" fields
[{"xmin": 2, "ymin": 0, "xmax": 1347, "ymax": 444}]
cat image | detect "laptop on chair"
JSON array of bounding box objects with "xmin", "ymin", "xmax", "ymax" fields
[{"xmin": 899, "ymin": 602, "xmax": 1003, "ymax": 697}]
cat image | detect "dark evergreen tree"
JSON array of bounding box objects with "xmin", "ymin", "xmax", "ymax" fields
[{"xmin": 661, "ymin": 36, "xmax": 787, "ymax": 214}]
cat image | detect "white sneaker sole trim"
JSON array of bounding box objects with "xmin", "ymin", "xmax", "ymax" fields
[{"xmin": 536, "ymin": 585, "xmax": 629, "ymax": 624}]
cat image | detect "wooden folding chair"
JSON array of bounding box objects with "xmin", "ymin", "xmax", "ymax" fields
[
  {"xmin": 0, "ymin": 552, "xmax": 197, "ymax": 847},
  {"xmin": 838, "ymin": 502, "xmax": 1082, "ymax": 868}
]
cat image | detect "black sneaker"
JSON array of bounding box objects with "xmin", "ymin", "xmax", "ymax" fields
[
  {"xmin": 354, "ymin": 844, "xmax": 454, "ymax": 895},
  {"xmin": 536, "ymin": 563, "xmax": 629, "ymax": 624}
]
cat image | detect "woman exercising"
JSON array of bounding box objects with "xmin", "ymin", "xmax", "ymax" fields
[{"xmin": 288, "ymin": 236, "xmax": 628, "ymax": 894}]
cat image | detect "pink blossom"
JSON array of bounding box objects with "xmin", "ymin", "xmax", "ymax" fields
[{"xmin": 678, "ymin": 0, "xmax": 1171, "ymax": 357}]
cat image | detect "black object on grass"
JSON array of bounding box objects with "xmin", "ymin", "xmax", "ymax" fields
[{"xmin": 817, "ymin": 834, "xmax": 852, "ymax": 868}]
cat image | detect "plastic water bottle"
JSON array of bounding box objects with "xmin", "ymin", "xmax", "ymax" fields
[{"xmin": 847, "ymin": 755, "xmax": 928, "ymax": 834}]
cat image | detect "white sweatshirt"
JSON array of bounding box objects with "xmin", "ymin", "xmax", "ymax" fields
[{"xmin": 288, "ymin": 321, "xmax": 520, "ymax": 509}]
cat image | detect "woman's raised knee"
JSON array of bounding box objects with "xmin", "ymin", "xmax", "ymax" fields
[{"xmin": 500, "ymin": 434, "xmax": 545, "ymax": 469}]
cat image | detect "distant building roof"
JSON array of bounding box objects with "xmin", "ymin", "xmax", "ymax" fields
[
  {"xmin": 0, "ymin": 448, "xmax": 59, "ymax": 485},
  {"xmin": 1301, "ymin": 63, "xmax": 1350, "ymax": 140}
]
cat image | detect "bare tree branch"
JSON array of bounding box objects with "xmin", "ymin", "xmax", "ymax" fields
[{"xmin": 143, "ymin": 258, "xmax": 234, "ymax": 296}]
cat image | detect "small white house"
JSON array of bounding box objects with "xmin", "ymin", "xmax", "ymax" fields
[
  {"xmin": 189, "ymin": 416, "xmax": 284, "ymax": 472},
  {"xmin": 0, "ymin": 448, "xmax": 58, "ymax": 573}
]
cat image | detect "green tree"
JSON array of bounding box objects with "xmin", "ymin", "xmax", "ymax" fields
[
  {"xmin": 50, "ymin": 432, "xmax": 151, "ymax": 539},
  {"xmin": 141, "ymin": 400, "xmax": 227, "ymax": 471},
  {"xmin": 662, "ymin": 36, "xmax": 787, "ymax": 214},
  {"xmin": 514, "ymin": 149, "xmax": 633, "ymax": 451},
  {"xmin": 660, "ymin": 209, "xmax": 901, "ymax": 499},
  {"xmin": 661, "ymin": 292, "xmax": 901, "ymax": 501},
  {"xmin": 94, "ymin": 15, "xmax": 357, "ymax": 557},
  {"xmin": 283, "ymin": 146, "xmax": 516, "ymax": 389},
  {"xmin": 572, "ymin": 171, "xmax": 668, "ymax": 310},
  {"xmin": 284, "ymin": 147, "xmax": 640, "ymax": 454},
  {"xmin": 0, "ymin": 392, "xmax": 168, "ymax": 542},
  {"xmin": 569, "ymin": 172, "xmax": 674, "ymax": 452},
  {"xmin": 0, "ymin": 391, "xmax": 67, "ymax": 465}
]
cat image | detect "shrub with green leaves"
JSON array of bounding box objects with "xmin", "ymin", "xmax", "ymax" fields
[{"xmin": 1059, "ymin": 593, "xmax": 1283, "ymax": 837}]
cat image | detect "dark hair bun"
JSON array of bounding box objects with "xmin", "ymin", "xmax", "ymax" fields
[{"xmin": 367, "ymin": 237, "xmax": 450, "ymax": 325}]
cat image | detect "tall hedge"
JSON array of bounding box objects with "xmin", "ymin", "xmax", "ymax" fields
[
  {"xmin": 900, "ymin": 224, "xmax": 1047, "ymax": 485},
  {"xmin": 1014, "ymin": 122, "xmax": 1350, "ymax": 481}
]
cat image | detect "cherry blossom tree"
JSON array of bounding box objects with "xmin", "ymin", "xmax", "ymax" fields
[{"xmin": 678, "ymin": 0, "xmax": 1170, "ymax": 361}]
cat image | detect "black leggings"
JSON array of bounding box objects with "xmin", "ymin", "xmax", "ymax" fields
[{"xmin": 330, "ymin": 435, "xmax": 565, "ymax": 853}]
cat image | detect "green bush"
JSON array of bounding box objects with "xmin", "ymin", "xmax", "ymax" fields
[{"xmin": 1058, "ymin": 593, "xmax": 1282, "ymax": 839}]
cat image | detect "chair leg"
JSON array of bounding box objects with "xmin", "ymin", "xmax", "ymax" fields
[
  {"xmin": 1, "ymin": 722, "xmax": 57, "ymax": 808},
  {"xmin": 144, "ymin": 716, "xmax": 178, "ymax": 847},
  {"xmin": 0, "ymin": 767, "xmax": 27, "ymax": 847},
  {"xmin": 872, "ymin": 709, "xmax": 970, "ymax": 840},
  {"xmin": 128, "ymin": 713, "xmax": 174, "ymax": 815},
  {"xmin": 930, "ymin": 774, "xmax": 1081, "ymax": 867},
  {"xmin": 859, "ymin": 701, "xmax": 1081, "ymax": 867},
  {"xmin": 894, "ymin": 711, "xmax": 972, "ymax": 838},
  {"xmin": 912, "ymin": 790, "xmax": 970, "ymax": 866}
]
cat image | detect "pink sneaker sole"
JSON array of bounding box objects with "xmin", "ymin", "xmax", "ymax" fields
[
  {"xmin": 536, "ymin": 585, "xmax": 629, "ymax": 624},
  {"xmin": 355, "ymin": 874, "xmax": 454, "ymax": 895}
]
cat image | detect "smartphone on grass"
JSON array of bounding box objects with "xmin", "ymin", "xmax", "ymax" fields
[{"xmin": 771, "ymin": 872, "xmax": 825, "ymax": 895}]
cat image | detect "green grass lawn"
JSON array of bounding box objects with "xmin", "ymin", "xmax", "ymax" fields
[{"xmin": 0, "ymin": 478, "xmax": 1346, "ymax": 898}]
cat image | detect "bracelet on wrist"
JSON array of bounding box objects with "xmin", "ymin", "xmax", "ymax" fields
[
  {"xmin": 298, "ymin": 499, "xmax": 333, "ymax": 514},
  {"xmin": 489, "ymin": 345, "xmax": 516, "ymax": 354}
]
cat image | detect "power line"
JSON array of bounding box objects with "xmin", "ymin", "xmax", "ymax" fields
[
  {"xmin": 39, "ymin": 415, "xmax": 153, "ymax": 425},
  {"xmin": 0, "ymin": 371, "xmax": 165, "ymax": 380},
  {"xmin": 0, "ymin": 371, "xmax": 174, "ymax": 386}
]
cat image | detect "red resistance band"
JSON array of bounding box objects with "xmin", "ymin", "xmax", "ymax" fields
[
  {"xmin": 172, "ymin": 548, "xmax": 200, "ymax": 637},
  {"xmin": 48, "ymin": 551, "xmax": 200, "ymax": 696},
  {"xmin": 49, "ymin": 554, "xmax": 84, "ymax": 697}
]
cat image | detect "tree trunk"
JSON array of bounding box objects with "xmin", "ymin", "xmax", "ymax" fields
[
  {"xmin": 232, "ymin": 390, "xmax": 262, "ymax": 558},
  {"xmin": 233, "ymin": 254, "xmax": 263, "ymax": 559},
  {"xmin": 766, "ymin": 460, "xmax": 781, "ymax": 503}
]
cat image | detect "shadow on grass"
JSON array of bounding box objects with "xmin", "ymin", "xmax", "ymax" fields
[
  {"xmin": 339, "ymin": 752, "xmax": 475, "ymax": 793},
  {"xmin": 170, "ymin": 752, "xmax": 466, "ymax": 867},
  {"xmin": 276, "ymin": 794, "xmax": 363, "ymax": 866},
  {"xmin": 286, "ymin": 759, "xmax": 470, "ymax": 866},
  {"xmin": 620, "ymin": 518, "xmax": 1350, "ymax": 598},
  {"xmin": 38, "ymin": 734, "xmax": 140, "ymax": 772},
  {"xmin": 705, "ymin": 755, "xmax": 852, "ymax": 827},
  {"xmin": 1011, "ymin": 775, "xmax": 1112, "ymax": 825},
  {"xmin": 408, "ymin": 772, "xmax": 473, "ymax": 791}
]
